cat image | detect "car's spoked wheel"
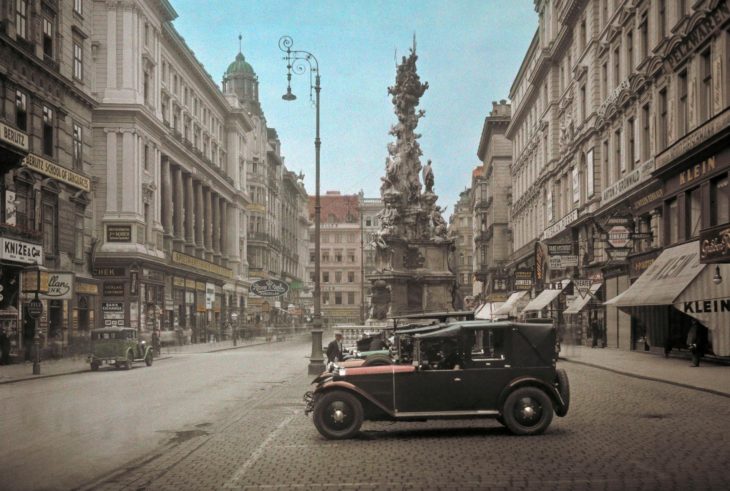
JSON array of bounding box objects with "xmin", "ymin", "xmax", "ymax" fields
[
  {"xmin": 502, "ymin": 387, "xmax": 553, "ymax": 435},
  {"xmin": 313, "ymin": 391, "xmax": 363, "ymax": 440}
]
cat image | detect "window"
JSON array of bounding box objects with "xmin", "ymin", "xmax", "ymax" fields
[
  {"xmin": 322, "ymin": 272, "xmax": 329, "ymax": 283},
  {"xmin": 678, "ymin": 69, "xmax": 688, "ymax": 135},
  {"xmin": 15, "ymin": 180, "xmax": 34, "ymax": 230},
  {"xmin": 613, "ymin": 46, "xmax": 620, "ymax": 86},
  {"xmin": 143, "ymin": 70, "xmax": 150, "ymax": 105},
  {"xmin": 73, "ymin": 123, "xmax": 83, "ymax": 169},
  {"xmin": 639, "ymin": 15, "xmax": 648, "ymax": 61},
  {"xmin": 700, "ymin": 49, "xmax": 712, "ymax": 122},
  {"xmin": 335, "ymin": 292, "xmax": 342, "ymax": 305},
  {"xmin": 347, "ymin": 292, "xmax": 355, "ymax": 305},
  {"xmin": 641, "ymin": 104, "xmax": 651, "ymax": 161},
  {"xmin": 658, "ymin": 0, "xmax": 666, "ymax": 38},
  {"xmin": 666, "ymin": 198, "xmax": 679, "ymax": 244},
  {"xmin": 335, "ymin": 271, "xmax": 342, "ymax": 283},
  {"xmin": 144, "ymin": 23, "xmax": 149, "ymax": 47},
  {"xmin": 601, "ymin": 62, "xmax": 608, "ymax": 99},
  {"xmin": 74, "ymin": 208, "xmax": 84, "ymax": 261},
  {"xmin": 626, "ymin": 31, "xmax": 633, "ymax": 72},
  {"xmin": 42, "ymin": 105, "xmax": 54, "ymax": 157},
  {"xmin": 615, "ymin": 128, "xmax": 623, "ymax": 175},
  {"xmin": 16, "ymin": 90, "xmax": 27, "ymax": 131},
  {"xmin": 628, "ymin": 118, "xmax": 635, "ymax": 169},
  {"xmin": 365, "ymin": 218, "xmax": 372, "ymax": 227},
  {"xmin": 335, "ymin": 251, "xmax": 342, "ymax": 263},
  {"xmin": 322, "ymin": 292, "xmax": 329, "ymax": 305},
  {"xmin": 42, "ymin": 200, "xmax": 57, "ymax": 257},
  {"xmin": 710, "ymin": 176, "xmax": 729, "ymax": 226},
  {"xmin": 686, "ymin": 187, "xmax": 701, "ymax": 238},
  {"xmin": 309, "ymin": 271, "xmax": 315, "ymax": 282},
  {"xmin": 16, "ymin": 0, "xmax": 27, "ymax": 39},
  {"xmin": 348, "ymin": 271, "xmax": 355, "ymax": 283},
  {"xmin": 74, "ymin": 0, "xmax": 83, "ymax": 16},
  {"xmin": 144, "ymin": 144, "xmax": 150, "ymax": 171},
  {"xmin": 73, "ymin": 42, "xmax": 83, "ymax": 80},
  {"xmin": 43, "ymin": 17, "xmax": 53, "ymax": 58},
  {"xmin": 347, "ymin": 250, "xmax": 355, "ymax": 262},
  {"xmin": 658, "ymin": 88, "xmax": 668, "ymax": 150},
  {"xmin": 580, "ymin": 85, "xmax": 586, "ymax": 121}
]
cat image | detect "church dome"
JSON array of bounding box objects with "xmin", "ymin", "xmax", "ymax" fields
[{"xmin": 225, "ymin": 52, "xmax": 255, "ymax": 77}]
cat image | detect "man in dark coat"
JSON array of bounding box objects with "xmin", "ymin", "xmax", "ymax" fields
[{"xmin": 326, "ymin": 331, "xmax": 344, "ymax": 363}]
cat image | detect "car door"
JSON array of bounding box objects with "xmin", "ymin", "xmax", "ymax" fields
[{"xmin": 393, "ymin": 368, "xmax": 475, "ymax": 414}]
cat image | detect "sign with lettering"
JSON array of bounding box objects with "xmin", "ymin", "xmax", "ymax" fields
[
  {"xmin": 93, "ymin": 267, "xmax": 125, "ymax": 277},
  {"xmin": 607, "ymin": 226, "xmax": 631, "ymax": 248},
  {"xmin": 602, "ymin": 158, "xmax": 655, "ymax": 205},
  {"xmin": 251, "ymin": 279, "xmax": 289, "ymax": 297},
  {"xmin": 699, "ymin": 224, "xmax": 730, "ymax": 264},
  {"xmin": 76, "ymin": 282, "xmax": 99, "ymax": 295},
  {"xmin": 22, "ymin": 153, "xmax": 91, "ymax": 192},
  {"xmin": 534, "ymin": 242, "xmax": 546, "ymax": 290},
  {"xmin": 172, "ymin": 251, "xmax": 233, "ymax": 278},
  {"xmin": 102, "ymin": 302, "xmax": 124, "ymax": 326},
  {"xmin": 574, "ymin": 279, "xmax": 592, "ymax": 299},
  {"xmin": 27, "ymin": 297, "xmax": 43, "ymax": 319},
  {"xmin": 606, "ymin": 247, "xmax": 631, "ymax": 262},
  {"xmin": 5, "ymin": 190, "xmax": 16, "ymax": 226},
  {"xmin": 548, "ymin": 243, "xmax": 574, "ymax": 256},
  {"xmin": 514, "ymin": 269, "xmax": 533, "ymax": 291},
  {"xmin": 205, "ymin": 283, "xmax": 215, "ymax": 309},
  {"xmin": 629, "ymin": 250, "xmax": 661, "ymax": 279},
  {"xmin": 103, "ymin": 282, "xmax": 125, "ymax": 297},
  {"xmin": 657, "ymin": 108, "xmax": 730, "ymax": 171},
  {"xmin": 543, "ymin": 209, "xmax": 578, "ymax": 240},
  {"xmin": 0, "ymin": 121, "xmax": 29, "ymax": 151},
  {"xmin": 42, "ymin": 273, "xmax": 74, "ymax": 300},
  {"xmin": 106, "ymin": 225, "xmax": 132, "ymax": 242},
  {"xmin": 0, "ymin": 238, "xmax": 43, "ymax": 265}
]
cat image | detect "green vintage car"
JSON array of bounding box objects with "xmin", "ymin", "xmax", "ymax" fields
[{"xmin": 88, "ymin": 327, "xmax": 154, "ymax": 371}]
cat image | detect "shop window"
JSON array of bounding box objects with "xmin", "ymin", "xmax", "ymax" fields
[
  {"xmin": 686, "ymin": 187, "xmax": 701, "ymax": 238},
  {"xmin": 15, "ymin": 90, "xmax": 27, "ymax": 131},
  {"xmin": 710, "ymin": 176, "xmax": 729, "ymax": 226},
  {"xmin": 42, "ymin": 105, "xmax": 54, "ymax": 157},
  {"xmin": 666, "ymin": 198, "xmax": 679, "ymax": 245}
]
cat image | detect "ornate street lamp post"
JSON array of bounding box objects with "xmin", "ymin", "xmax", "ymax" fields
[
  {"xmin": 22, "ymin": 261, "xmax": 48, "ymax": 375},
  {"xmin": 279, "ymin": 35, "xmax": 325, "ymax": 374}
]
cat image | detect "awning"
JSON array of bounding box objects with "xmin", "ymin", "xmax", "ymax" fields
[
  {"xmin": 493, "ymin": 291, "xmax": 529, "ymax": 316},
  {"xmin": 673, "ymin": 263, "xmax": 730, "ymax": 357},
  {"xmin": 606, "ymin": 241, "xmax": 705, "ymax": 307},
  {"xmin": 523, "ymin": 280, "xmax": 571, "ymax": 313},
  {"xmin": 564, "ymin": 283, "xmax": 602, "ymax": 314},
  {"xmin": 475, "ymin": 301, "xmax": 506, "ymax": 320}
]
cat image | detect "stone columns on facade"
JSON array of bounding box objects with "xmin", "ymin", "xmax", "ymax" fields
[
  {"xmin": 184, "ymin": 172, "xmax": 195, "ymax": 253},
  {"xmin": 227, "ymin": 204, "xmax": 241, "ymax": 277},
  {"xmin": 211, "ymin": 193, "xmax": 220, "ymax": 259},
  {"xmin": 220, "ymin": 198, "xmax": 228, "ymax": 264},
  {"xmin": 194, "ymin": 181, "xmax": 205, "ymax": 257},
  {"xmin": 161, "ymin": 157, "xmax": 173, "ymax": 250},
  {"xmin": 204, "ymin": 186, "xmax": 213, "ymax": 259},
  {"xmin": 173, "ymin": 166, "xmax": 185, "ymax": 249}
]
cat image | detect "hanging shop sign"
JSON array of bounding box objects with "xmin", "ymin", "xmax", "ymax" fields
[
  {"xmin": 514, "ymin": 269, "xmax": 533, "ymax": 291},
  {"xmin": 607, "ymin": 226, "xmax": 631, "ymax": 248},
  {"xmin": 534, "ymin": 242, "xmax": 546, "ymax": 291},
  {"xmin": 205, "ymin": 283, "xmax": 215, "ymax": 309},
  {"xmin": 106, "ymin": 225, "xmax": 132, "ymax": 242},
  {"xmin": 130, "ymin": 270, "xmax": 139, "ymax": 295},
  {"xmin": 549, "ymin": 255, "xmax": 579, "ymax": 269},
  {"xmin": 103, "ymin": 282, "xmax": 125, "ymax": 297},
  {"xmin": 548, "ymin": 243, "xmax": 574, "ymax": 256},
  {"xmin": 22, "ymin": 153, "xmax": 91, "ymax": 192},
  {"xmin": 250, "ymin": 279, "xmax": 290, "ymax": 297},
  {"xmin": 606, "ymin": 247, "xmax": 631, "ymax": 262},
  {"xmin": 699, "ymin": 223, "xmax": 730, "ymax": 264},
  {"xmin": 0, "ymin": 121, "xmax": 29, "ymax": 151},
  {"xmin": 42, "ymin": 273, "xmax": 74, "ymax": 300},
  {"xmin": 0, "ymin": 237, "xmax": 43, "ymax": 265},
  {"xmin": 573, "ymin": 279, "xmax": 592, "ymax": 299}
]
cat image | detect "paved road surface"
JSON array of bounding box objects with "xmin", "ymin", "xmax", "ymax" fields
[{"xmin": 3, "ymin": 340, "xmax": 730, "ymax": 490}]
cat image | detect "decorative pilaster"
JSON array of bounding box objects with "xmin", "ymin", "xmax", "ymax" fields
[
  {"xmin": 173, "ymin": 166, "xmax": 185, "ymax": 249},
  {"xmin": 194, "ymin": 181, "xmax": 205, "ymax": 257},
  {"xmin": 184, "ymin": 173, "xmax": 195, "ymax": 253},
  {"xmin": 220, "ymin": 199, "xmax": 228, "ymax": 265},
  {"xmin": 161, "ymin": 157, "xmax": 172, "ymax": 241},
  {"xmin": 204, "ymin": 186, "xmax": 213, "ymax": 259},
  {"xmin": 212, "ymin": 193, "xmax": 220, "ymax": 259}
]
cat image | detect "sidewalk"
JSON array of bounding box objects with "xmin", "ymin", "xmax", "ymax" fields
[
  {"xmin": 0, "ymin": 336, "xmax": 275, "ymax": 385},
  {"xmin": 560, "ymin": 344, "xmax": 730, "ymax": 397}
]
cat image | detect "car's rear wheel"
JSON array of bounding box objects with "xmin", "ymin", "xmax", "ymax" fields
[
  {"xmin": 90, "ymin": 361, "xmax": 99, "ymax": 371},
  {"xmin": 145, "ymin": 351, "xmax": 153, "ymax": 366},
  {"xmin": 362, "ymin": 354, "xmax": 392, "ymax": 367},
  {"xmin": 313, "ymin": 391, "xmax": 363, "ymax": 440},
  {"xmin": 502, "ymin": 387, "xmax": 553, "ymax": 435},
  {"xmin": 555, "ymin": 368, "xmax": 570, "ymax": 417},
  {"xmin": 124, "ymin": 351, "xmax": 134, "ymax": 370}
]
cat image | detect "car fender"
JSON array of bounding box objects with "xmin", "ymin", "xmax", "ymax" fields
[
  {"xmin": 498, "ymin": 376, "xmax": 566, "ymax": 414},
  {"xmin": 315, "ymin": 380, "xmax": 394, "ymax": 417}
]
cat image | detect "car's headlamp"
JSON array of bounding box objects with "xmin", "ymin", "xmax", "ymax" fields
[{"xmin": 336, "ymin": 367, "xmax": 347, "ymax": 377}]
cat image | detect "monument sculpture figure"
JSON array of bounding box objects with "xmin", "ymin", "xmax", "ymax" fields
[{"xmin": 366, "ymin": 37, "xmax": 457, "ymax": 321}]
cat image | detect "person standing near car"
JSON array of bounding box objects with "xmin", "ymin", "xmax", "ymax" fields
[
  {"xmin": 687, "ymin": 320, "xmax": 707, "ymax": 367},
  {"xmin": 326, "ymin": 331, "xmax": 344, "ymax": 363}
]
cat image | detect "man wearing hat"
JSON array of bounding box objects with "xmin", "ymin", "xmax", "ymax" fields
[{"xmin": 326, "ymin": 331, "xmax": 344, "ymax": 363}]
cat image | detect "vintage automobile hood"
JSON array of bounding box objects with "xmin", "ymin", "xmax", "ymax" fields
[{"xmin": 339, "ymin": 365, "xmax": 415, "ymax": 377}]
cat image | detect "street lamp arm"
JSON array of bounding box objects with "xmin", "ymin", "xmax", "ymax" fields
[{"xmin": 279, "ymin": 36, "xmax": 320, "ymax": 103}]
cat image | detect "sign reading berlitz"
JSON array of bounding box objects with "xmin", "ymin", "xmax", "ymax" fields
[{"xmin": 0, "ymin": 121, "xmax": 29, "ymax": 151}]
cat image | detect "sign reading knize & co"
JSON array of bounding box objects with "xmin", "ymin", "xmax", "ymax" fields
[{"xmin": 0, "ymin": 238, "xmax": 43, "ymax": 265}]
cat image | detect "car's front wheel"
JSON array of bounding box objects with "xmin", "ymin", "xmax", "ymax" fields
[
  {"xmin": 312, "ymin": 391, "xmax": 363, "ymax": 440},
  {"xmin": 502, "ymin": 387, "xmax": 553, "ymax": 436}
]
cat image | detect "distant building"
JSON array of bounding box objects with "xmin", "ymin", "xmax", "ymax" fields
[{"xmin": 448, "ymin": 189, "xmax": 475, "ymax": 298}]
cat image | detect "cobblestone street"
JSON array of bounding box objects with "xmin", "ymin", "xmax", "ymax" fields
[{"xmin": 54, "ymin": 345, "xmax": 730, "ymax": 491}]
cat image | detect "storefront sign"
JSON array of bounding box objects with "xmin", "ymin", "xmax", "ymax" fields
[
  {"xmin": 607, "ymin": 226, "xmax": 631, "ymax": 248},
  {"xmin": 681, "ymin": 298, "xmax": 730, "ymax": 314},
  {"xmin": 629, "ymin": 250, "xmax": 661, "ymax": 279},
  {"xmin": 534, "ymin": 242, "xmax": 546, "ymax": 290},
  {"xmin": 173, "ymin": 277, "xmax": 186, "ymax": 288},
  {"xmin": 205, "ymin": 283, "xmax": 215, "ymax": 309},
  {"xmin": 0, "ymin": 121, "xmax": 29, "ymax": 151},
  {"xmin": 678, "ymin": 155, "xmax": 718, "ymax": 187},
  {"xmin": 602, "ymin": 158, "xmax": 655, "ymax": 205},
  {"xmin": 103, "ymin": 282, "xmax": 125, "ymax": 297},
  {"xmin": 656, "ymin": 107, "xmax": 730, "ymax": 171},
  {"xmin": 549, "ymin": 255, "xmax": 578, "ymax": 269},
  {"xmin": 514, "ymin": 269, "xmax": 533, "ymax": 291},
  {"xmin": 664, "ymin": 1, "xmax": 730, "ymax": 71},
  {"xmin": 42, "ymin": 273, "xmax": 74, "ymax": 300},
  {"xmin": 548, "ymin": 243, "xmax": 574, "ymax": 256},
  {"xmin": 102, "ymin": 302, "xmax": 124, "ymax": 327},
  {"xmin": 543, "ymin": 210, "xmax": 578, "ymax": 240},
  {"xmin": 699, "ymin": 224, "xmax": 730, "ymax": 264},
  {"xmin": 93, "ymin": 267, "xmax": 125, "ymax": 277},
  {"xmin": 22, "ymin": 153, "xmax": 91, "ymax": 192},
  {"xmin": 0, "ymin": 238, "xmax": 43, "ymax": 265},
  {"xmin": 574, "ymin": 279, "xmax": 592, "ymax": 299},
  {"xmin": 251, "ymin": 279, "xmax": 289, "ymax": 297},
  {"xmin": 606, "ymin": 247, "xmax": 631, "ymax": 262},
  {"xmin": 106, "ymin": 225, "xmax": 132, "ymax": 242},
  {"xmin": 632, "ymin": 186, "xmax": 664, "ymax": 213},
  {"xmin": 172, "ymin": 251, "xmax": 233, "ymax": 278},
  {"xmin": 76, "ymin": 282, "xmax": 98, "ymax": 295}
]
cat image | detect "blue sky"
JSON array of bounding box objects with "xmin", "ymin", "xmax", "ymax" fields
[{"xmin": 172, "ymin": 0, "xmax": 538, "ymax": 213}]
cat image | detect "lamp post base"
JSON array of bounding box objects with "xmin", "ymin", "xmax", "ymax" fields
[{"xmin": 308, "ymin": 327, "xmax": 325, "ymax": 375}]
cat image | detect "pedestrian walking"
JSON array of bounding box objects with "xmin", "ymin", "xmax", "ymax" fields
[
  {"xmin": 0, "ymin": 327, "xmax": 11, "ymax": 365},
  {"xmin": 152, "ymin": 329, "xmax": 161, "ymax": 356},
  {"xmin": 591, "ymin": 318, "xmax": 600, "ymax": 348},
  {"xmin": 326, "ymin": 331, "xmax": 344, "ymax": 363},
  {"xmin": 687, "ymin": 320, "xmax": 707, "ymax": 367}
]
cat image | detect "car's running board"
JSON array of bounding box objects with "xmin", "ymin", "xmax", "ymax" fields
[{"xmin": 394, "ymin": 410, "xmax": 499, "ymax": 418}]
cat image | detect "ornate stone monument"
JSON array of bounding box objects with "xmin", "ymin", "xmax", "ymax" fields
[{"xmin": 367, "ymin": 40, "xmax": 457, "ymax": 320}]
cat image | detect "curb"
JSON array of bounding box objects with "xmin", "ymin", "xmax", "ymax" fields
[{"xmin": 561, "ymin": 357, "xmax": 730, "ymax": 399}]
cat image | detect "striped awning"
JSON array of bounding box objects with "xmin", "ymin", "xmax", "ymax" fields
[
  {"xmin": 493, "ymin": 291, "xmax": 529, "ymax": 316},
  {"xmin": 523, "ymin": 280, "xmax": 571, "ymax": 313}
]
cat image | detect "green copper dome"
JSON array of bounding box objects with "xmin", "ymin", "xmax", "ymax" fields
[{"xmin": 225, "ymin": 52, "xmax": 255, "ymax": 77}]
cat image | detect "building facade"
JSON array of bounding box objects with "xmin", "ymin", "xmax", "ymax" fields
[
  {"xmin": 475, "ymin": 100, "xmax": 513, "ymax": 305},
  {"xmin": 1, "ymin": 0, "xmax": 97, "ymax": 359},
  {"xmin": 448, "ymin": 189, "xmax": 475, "ymax": 298}
]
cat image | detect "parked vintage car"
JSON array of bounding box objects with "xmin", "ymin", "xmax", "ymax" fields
[
  {"xmin": 304, "ymin": 319, "xmax": 569, "ymax": 439},
  {"xmin": 88, "ymin": 327, "xmax": 154, "ymax": 371}
]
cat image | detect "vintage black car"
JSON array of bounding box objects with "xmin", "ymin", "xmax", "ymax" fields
[{"xmin": 304, "ymin": 320, "xmax": 569, "ymax": 439}]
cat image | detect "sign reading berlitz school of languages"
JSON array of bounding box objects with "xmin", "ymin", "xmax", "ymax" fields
[
  {"xmin": 251, "ymin": 279, "xmax": 289, "ymax": 297},
  {"xmin": 22, "ymin": 153, "xmax": 91, "ymax": 192}
]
